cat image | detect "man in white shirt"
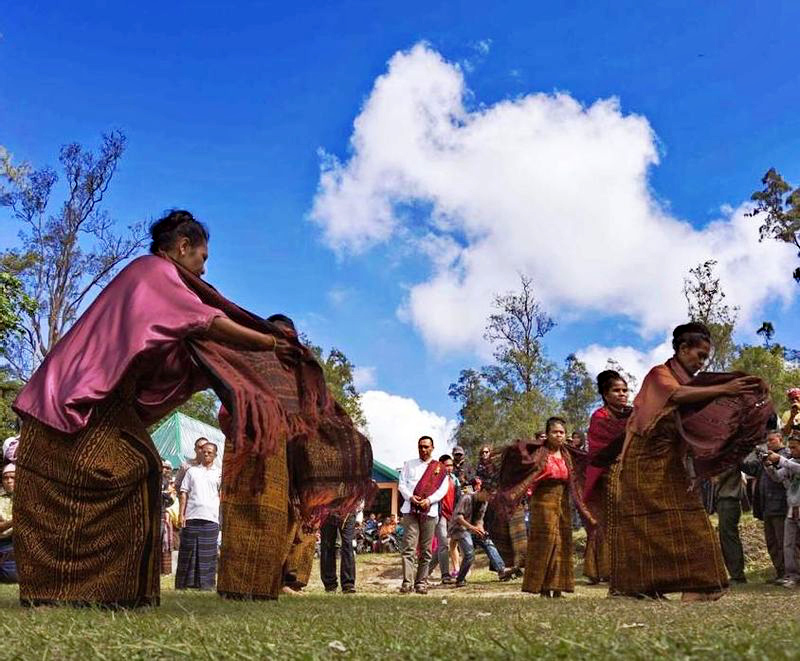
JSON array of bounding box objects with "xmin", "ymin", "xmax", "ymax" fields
[
  {"xmin": 398, "ymin": 435, "xmax": 450, "ymax": 594},
  {"xmin": 175, "ymin": 441, "xmax": 221, "ymax": 590}
]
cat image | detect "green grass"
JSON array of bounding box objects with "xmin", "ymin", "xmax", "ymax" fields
[{"xmin": 2, "ymin": 516, "xmax": 798, "ymax": 660}]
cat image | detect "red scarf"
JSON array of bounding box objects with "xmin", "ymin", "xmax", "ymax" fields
[
  {"xmin": 583, "ymin": 406, "xmax": 631, "ymax": 502},
  {"xmin": 172, "ymin": 262, "xmax": 374, "ymax": 522},
  {"xmin": 411, "ymin": 460, "xmax": 447, "ymax": 514}
]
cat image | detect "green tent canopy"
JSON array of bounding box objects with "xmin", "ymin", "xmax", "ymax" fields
[{"xmin": 151, "ymin": 411, "xmax": 225, "ymax": 469}]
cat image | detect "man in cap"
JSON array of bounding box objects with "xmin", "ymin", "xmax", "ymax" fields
[{"xmin": 451, "ymin": 446, "xmax": 474, "ymax": 492}]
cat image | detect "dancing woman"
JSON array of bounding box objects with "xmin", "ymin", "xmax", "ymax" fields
[
  {"xmin": 583, "ymin": 370, "xmax": 631, "ymax": 584},
  {"xmin": 609, "ymin": 322, "xmax": 763, "ymax": 601},
  {"xmin": 12, "ymin": 211, "xmax": 291, "ymax": 607},
  {"xmin": 494, "ymin": 417, "xmax": 593, "ymax": 597}
]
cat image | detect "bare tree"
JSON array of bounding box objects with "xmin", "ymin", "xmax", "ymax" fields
[{"xmin": 0, "ymin": 131, "xmax": 148, "ymax": 378}]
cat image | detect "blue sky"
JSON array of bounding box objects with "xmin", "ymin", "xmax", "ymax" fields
[{"xmin": 2, "ymin": 2, "xmax": 799, "ymax": 463}]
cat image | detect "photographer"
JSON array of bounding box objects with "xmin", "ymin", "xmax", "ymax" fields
[
  {"xmin": 781, "ymin": 389, "xmax": 800, "ymax": 438},
  {"xmin": 765, "ymin": 435, "xmax": 800, "ymax": 588},
  {"xmin": 742, "ymin": 431, "xmax": 789, "ymax": 583}
]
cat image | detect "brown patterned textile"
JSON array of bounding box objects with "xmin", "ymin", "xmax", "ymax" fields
[
  {"xmin": 487, "ymin": 504, "xmax": 527, "ymax": 569},
  {"xmin": 678, "ymin": 372, "xmax": 774, "ymax": 478},
  {"xmin": 583, "ymin": 472, "xmax": 610, "ymax": 583},
  {"xmin": 283, "ymin": 508, "xmax": 317, "ymax": 589},
  {"xmin": 609, "ymin": 414, "xmax": 728, "ymax": 596},
  {"xmin": 14, "ymin": 381, "xmax": 161, "ymax": 607},
  {"xmin": 522, "ymin": 481, "xmax": 574, "ymax": 594},
  {"xmin": 217, "ymin": 436, "xmax": 289, "ymax": 600}
]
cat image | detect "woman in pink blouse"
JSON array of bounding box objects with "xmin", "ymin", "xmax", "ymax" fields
[{"xmin": 521, "ymin": 416, "xmax": 592, "ymax": 597}]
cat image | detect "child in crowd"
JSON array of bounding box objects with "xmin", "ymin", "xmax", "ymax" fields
[{"xmin": 766, "ymin": 435, "xmax": 800, "ymax": 588}]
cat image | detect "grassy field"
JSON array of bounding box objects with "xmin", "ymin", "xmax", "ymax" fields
[{"xmin": 2, "ymin": 515, "xmax": 799, "ymax": 660}]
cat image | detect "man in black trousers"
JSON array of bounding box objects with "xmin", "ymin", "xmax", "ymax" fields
[{"xmin": 320, "ymin": 508, "xmax": 358, "ymax": 594}]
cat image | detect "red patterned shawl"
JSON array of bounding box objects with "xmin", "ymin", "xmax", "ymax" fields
[
  {"xmin": 583, "ymin": 406, "xmax": 631, "ymax": 502},
  {"xmin": 493, "ymin": 439, "xmax": 594, "ymax": 525},
  {"xmin": 678, "ymin": 371, "xmax": 774, "ymax": 478},
  {"xmin": 174, "ymin": 263, "xmax": 373, "ymax": 522},
  {"xmin": 625, "ymin": 357, "xmax": 774, "ymax": 479},
  {"xmin": 411, "ymin": 460, "xmax": 447, "ymax": 514}
]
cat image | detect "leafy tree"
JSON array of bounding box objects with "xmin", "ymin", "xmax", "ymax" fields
[
  {"xmin": 732, "ymin": 345, "xmax": 800, "ymax": 411},
  {"xmin": 0, "ymin": 368, "xmax": 22, "ymax": 440},
  {"xmin": 561, "ymin": 354, "xmax": 597, "ymax": 432},
  {"xmin": 748, "ymin": 168, "xmax": 800, "ymax": 283},
  {"xmin": 174, "ymin": 390, "xmax": 221, "ymax": 427},
  {"xmin": 485, "ymin": 274, "xmax": 557, "ymax": 395},
  {"xmin": 304, "ymin": 339, "xmax": 366, "ymax": 428},
  {"xmin": 683, "ymin": 259, "xmax": 738, "ymax": 370},
  {"xmin": 449, "ymin": 275, "xmax": 560, "ymax": 454},
  {"xmin": 0, "ymin": 270, "xmax": 36, "ymax": 355},
  {"xmin": 0, "ymin": 131, "xmax": 147, "ymax": 378},
  {"xmin": 757, "ymin": 321, "xmax": 775, "ymax": 349}
]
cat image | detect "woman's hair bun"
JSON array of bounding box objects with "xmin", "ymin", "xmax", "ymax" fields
[{"xmin": 149, "ymin": 209, "xmax": 209, "ymax": 254}]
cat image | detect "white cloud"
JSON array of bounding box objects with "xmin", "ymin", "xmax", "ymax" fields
[
  {"xmin": 352, "ymin": 366, "xmax": 377, "ymax": 390},
  {"xmin": 360, "ymin": 390, "xmax": 457, "ymax": 468},
  {"xmin": 576, "ymin": 339, "xmax": 674, "ymax": 395},
  {"xmin": 310, "ymin": 43, "xmax": 797, "ymax": 355}
]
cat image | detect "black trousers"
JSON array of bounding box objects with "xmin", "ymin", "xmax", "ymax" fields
[
  {"xmin": 320, "ymin": 514, "xmax": 356, "ymax": 590},
  {"xmin": 764, "ymin": 514, "xmax": 785, "ymax": 578}
]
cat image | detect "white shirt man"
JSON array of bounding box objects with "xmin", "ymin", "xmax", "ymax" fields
[
  {"xmin": 175, "ymin": 441, "xmax": 221, "ymax": 591},
  {"xmin": 180, "ymin": 462, "xmax": 221, "ymax": 524},
  {"xmin": 398, "ymin": 458, "xmax": 450, "ymax": 518},
  {"xmin": 397, "ymin": 435, "xmax": 450, "ymax": 594}
]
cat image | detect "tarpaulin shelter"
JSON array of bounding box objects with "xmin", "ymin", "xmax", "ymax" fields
[{"xmin": 151, "ymin": 411, "xmax": 225, "ymax": 469}]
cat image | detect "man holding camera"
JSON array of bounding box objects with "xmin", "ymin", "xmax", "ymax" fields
[{"xmin": 742, "ymin": 431, "xmax": 790, "ymax": 583}]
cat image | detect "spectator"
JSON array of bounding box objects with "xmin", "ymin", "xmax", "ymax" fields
[
  {"xmin": 0, "ymin": 464, "xmax": 17, "ymax": 583},
  {"xmin": 379, "ymin": 516, "xmax": 398, "ymax": 552},
  {"xmin": 448, "ymin": 484, "xmax": 514, "ymax": 587},
  {"xmin": 320, "ymin": 509, "xmax": 358, "ymax": 594},
  {"xmin": 782, "ymin": 388, "xmax": 800, "ymax": 438},
  {"xmin": 160, "ymin": 459, "xmax": 177, "ymax": 576},
  {"xmin": 569, "ymin": 431, "xmax": 586, "ymax": 451},
  {"xmin": 475, "ymin": 446, "xmax": 498, "ymax": 490},
  {"xmin": 742, "ymin": 431, "xmax": 790, "ymax": 583},
  {"xmin": 429, "ymin": 454, "xmax": 457, "ymax": 584},
  {"xmin": 766, "ymin": 436, "xmax": 800, "ymax": 587},
  {"xmin": 713, "ymin": 467, "xmax": 747, "ymax": 583},
  {"xmin": 451, "ymin": 446, "xmax": 473, "ymax": 490},
  {"xmin": 2, "ymin": 435, "xmax": 18, "ymax": 465},
  {"xmin": 174, "ymin": 437, "xmax": 210, "ymax": 492},
  {"xmin": 397, "ymin": 436, "xmax": 450, "ymax": 594},
  {"xmin": 175, "ymin": 442, "xmax": 221, "ymax": 590}
]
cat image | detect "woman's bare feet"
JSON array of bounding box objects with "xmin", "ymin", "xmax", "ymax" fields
[{"xmin": 281, "ymin": 585, "xmax": 305, "ymax": 597}]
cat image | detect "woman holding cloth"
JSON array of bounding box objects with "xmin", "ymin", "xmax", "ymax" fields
[
  {"xmin": 609, "ymin": 322, "xmax": 763, "ymax": 600},
  {"xmin": 12, "ymin": 210, "xmax": 294, "ymax": 607}
]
